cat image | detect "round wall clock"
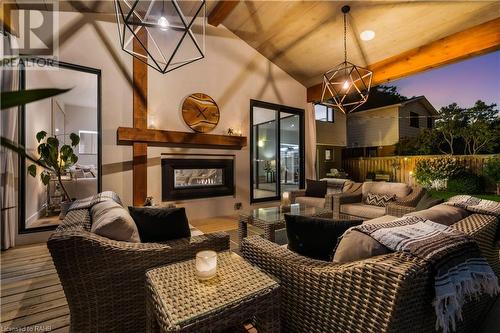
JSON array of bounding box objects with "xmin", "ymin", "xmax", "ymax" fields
[{"xmin": 181, "ymin": 93, "xmax": 220, "ymax": 133}]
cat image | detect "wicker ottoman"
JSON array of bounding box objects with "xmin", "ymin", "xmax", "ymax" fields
[{"xmin": 145, "ymin": 251, "xmax": 280, "ymax": 333}]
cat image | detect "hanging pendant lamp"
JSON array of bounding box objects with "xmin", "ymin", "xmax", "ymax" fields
[
  {"xmin": 114, "ymin": 0, "xmax": 206, "ymax": 74},
  {"xmin": 321, "ymin": 5, "xmax": 372, "ymax": 113}
]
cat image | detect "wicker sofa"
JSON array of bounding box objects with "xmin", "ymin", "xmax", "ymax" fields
[
  {"xmin": 242, "ymin": 210, "xmax": 499, "ymax": 333},
  {"xmin": 290, "ymin": 179, "xmax": 361, "ymax": 210},
  {"xmin": 332, "ymin": 182, "xmax": 425, "ymax": 220},
  {"xmin": 47, "ymin": 208, "xmax": 230, "ymax": 333}
]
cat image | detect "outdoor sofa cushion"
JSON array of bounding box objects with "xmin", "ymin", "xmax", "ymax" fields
[
  {"xmin": 365, "ymin": 192, "xmax": 396, "ymax": 207},
  {"xmin": 340, "ymin": 203, "xmax": 386, "ymax": 219},
  {"xmin": 128, "ymin": 207, "xmax": 191, "ymax": 242},
  {"xmin": 305, "ymin": 179, "xmax": 327, "ymax": 198},
  {"xmin": 295, "ymin": 196, "xmax": 325, "ymax": 208},
  {"xmin": 90, "ymin": 201, "xmax": 140, "ymax": 242},
  {"xmin": 407, "ymin": 204, "xmax": 470, "ymax": 226},
  {"xmin": 361, "ymin": 182, "xmax": 411, "ymax": 200},
  {"xmin": 285, "ymin": 214, "xmax": 362, "ymax": 261},
  {"xmin": 415, "ymin": 192, "xmax": 444, "ymax": 211}
]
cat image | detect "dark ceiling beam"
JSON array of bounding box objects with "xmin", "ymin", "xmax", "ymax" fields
[
  {"xmin": 307, "ymin": 17, "xmax": 500, "ymax": 103},
  {"xmin": 208, "ymin": 0, "xmax": 240, "ymax": 27}
]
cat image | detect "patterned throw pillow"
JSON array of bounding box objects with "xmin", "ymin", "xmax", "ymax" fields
[{"xmin": 366, "ymin": 192, "xmax": 396, "ymax": 207}]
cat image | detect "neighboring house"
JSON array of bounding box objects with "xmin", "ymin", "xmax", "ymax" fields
[
  {"xmin": 314, "ymin": 104, "xmax": 347, "ymax": 178},
  {"xmin": 345, "ymin": 96, "xmax": 438, "ymax": 157}
]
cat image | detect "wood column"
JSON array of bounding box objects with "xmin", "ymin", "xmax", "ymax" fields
[{"xmin": 132, "ymin": 30, "xmax": 148, "ymax": 206}]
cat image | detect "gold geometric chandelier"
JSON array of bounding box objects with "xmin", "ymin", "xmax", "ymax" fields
[{"xmin": 321, "ymin": 5, "xmax": 373, "ymax": 113}]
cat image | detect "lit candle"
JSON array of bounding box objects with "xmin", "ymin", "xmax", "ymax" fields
[
  {"xmin": 282, "ymin": 192, "xmax": 291, "ymax": 207},
  {"xmin": 195, "ymin": 250, "xmax": 217, "ymax": 280}
]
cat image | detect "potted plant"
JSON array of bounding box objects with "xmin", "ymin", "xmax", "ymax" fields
[
  {"xmin": 27, "ymin": 131, "xmax": 80, "ymax": 218},
  {"xmin": 484, "ymin": 155, "xmax": 500, "ymax": 195}
]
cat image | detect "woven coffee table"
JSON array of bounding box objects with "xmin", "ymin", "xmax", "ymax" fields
[
  {"xmin": 238, "ymin": 204, "xmax": 334, "ymax": 246},
  {"xmin": 145, "ymin": 251, "xmax": 280, "ymax": 333}
]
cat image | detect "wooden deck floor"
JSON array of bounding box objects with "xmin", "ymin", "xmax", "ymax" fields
[
  {"xmin": 0, "ymin": 216, "xmax": 257, "ymax": 332},
  {"xmin": 1, "ymin": 243, "xmax": 69, "ymax": 332}
]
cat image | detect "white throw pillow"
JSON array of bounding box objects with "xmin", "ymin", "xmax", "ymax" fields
[{"xmin": 91, "ymin": 201, "xmax": 140, "ymax": 242}]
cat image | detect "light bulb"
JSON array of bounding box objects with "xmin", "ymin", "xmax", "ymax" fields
[
  {"xmin": 158, "ymin": 16, "xmax": 169, "ymax": 31},
  {"xmin": 342, "ymin": 81, "xmax": 350, "ymax": 90}
]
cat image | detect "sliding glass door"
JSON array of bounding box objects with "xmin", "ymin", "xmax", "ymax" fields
[{"xmin": 250, "ymin": 100, "xmax": 305, "ymax": 203}]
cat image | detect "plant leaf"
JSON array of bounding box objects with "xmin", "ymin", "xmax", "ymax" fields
[
  {"xmin": 36, "ymin": 131, "xmax": 47, "ymax": 143},
  {"xmin": 1, "ymin": 88, "xmax": 71, "ymax": 110},
  {"xmin": 69, "ymin": 133, "xmax": 80, "ymax": 147},
  {"xmin": 47, "ymin": 137, "xmax": 59, "ymax": 148},
  {"xmin": 27, "ymin": 164, "xmax": 37, "ymax": 177},
  {"xmin": 41, "ymin": 172, "xmax": 51, "ymax": 185}
]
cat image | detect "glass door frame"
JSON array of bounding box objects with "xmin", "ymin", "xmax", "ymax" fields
[
  {"xmin": 17, "ymin": 59, "xmax": 102, "ymax": 234},
  {"xmin": 249, "ymin": 99, "xmax": 305, "ymax": 204}
]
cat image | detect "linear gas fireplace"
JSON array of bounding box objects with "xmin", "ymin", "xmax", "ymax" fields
[{"xmin": 162, "ymin": 158, "xmax": 234, "ymax": 201}]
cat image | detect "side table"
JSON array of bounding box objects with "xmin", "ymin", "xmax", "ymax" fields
[{"xmin": 146, "ymin": 251, "xmax": 280, "ymax": 333}]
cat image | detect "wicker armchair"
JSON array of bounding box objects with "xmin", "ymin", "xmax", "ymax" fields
[
  {"xmin": 47, "ymin": 209, "xmax": 230, "ymax": 333},
  {"xmin": 241, "ymin": 213, "xmax": 499, "ymax": 333}
]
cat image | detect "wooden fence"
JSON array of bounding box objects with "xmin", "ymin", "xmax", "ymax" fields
[{"xmin": 342, "ymin": 155, "xmax": 496, "ymax": 185}]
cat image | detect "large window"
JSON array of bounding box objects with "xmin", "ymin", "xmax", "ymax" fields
[
  {"xmin": 250, "ymin": 100, "xmax": 305, "ymax": 203},
  {"xmin": 314, "ymin": 103, "xmax": 334, "ymax": 122},
  {"xmin": 19, "ymin": 60, "xmax": 101, "ymax": 233}
]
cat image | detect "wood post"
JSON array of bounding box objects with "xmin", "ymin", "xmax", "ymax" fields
[{"xmin": 132, "ymin": 29, "xmax": 148, "ymax": 206}]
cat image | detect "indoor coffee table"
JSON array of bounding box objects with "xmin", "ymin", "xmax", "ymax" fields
[
  {"xmin": 145, "ymin": 251, "xmax": 280, "ymax": 333},
  {"xmin": 238, "ymin": 204, "xmax": 337, "ymax": 246}
]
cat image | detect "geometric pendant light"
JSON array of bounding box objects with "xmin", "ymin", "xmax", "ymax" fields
[
  {"xmin": 114, "ymin": 0, "xmax": 206, "ymax": 74},
  {"xmin": 321, "ymin": 5, "xmax": 372, "ymax": 113}
]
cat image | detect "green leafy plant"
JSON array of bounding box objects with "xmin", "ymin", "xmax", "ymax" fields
[
  {"xmin": 27, "ymin": 131, "xmax": 80, "ymax": 202},
  {"xmin": 483, "ymin": 155, "xmax": 500, "ymax": 194},
  {"xmin": 447, "ymin": 171, "xmax": 484, "ymax": 194},
  {"xmin": 414, "ymin": 157, "xmax": 464, "ymax": 188}
]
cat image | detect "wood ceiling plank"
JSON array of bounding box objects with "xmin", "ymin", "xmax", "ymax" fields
[
  {"xmin": 208, "ymin": 0, "xmax": 240, "ymax": 26},
  {"xmin": 307, "ymin": 17, "xmax": 500, "ymax": 102}
]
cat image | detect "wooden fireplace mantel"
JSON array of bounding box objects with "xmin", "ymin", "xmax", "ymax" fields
[{"xmin": 117, "ymin": 127, "xmax": 247, "ymax": 150}]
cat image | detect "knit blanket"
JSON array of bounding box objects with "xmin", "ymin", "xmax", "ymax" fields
[
  {"xmin": 68, "ymin": 191, "xmax": 123, "ymax": 212},
  {"xmin": 352, "ymin": 215, "xmax": 499, "ymax": 333},
  {"xmin": 444, "ymin": 195, "xmax": 500, "ymax": 217}
]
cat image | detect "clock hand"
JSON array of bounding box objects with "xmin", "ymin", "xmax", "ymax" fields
[{"xmin": 196, "ymin": 107, "xmax": 208, "ymax": 120}]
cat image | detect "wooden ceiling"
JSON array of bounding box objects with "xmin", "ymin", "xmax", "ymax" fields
[
  {"xmin": 219, "ymin": 1, "xmax": 500, "ymax": 88},
  {"xmin": 10, "ymin": 1, "xmax": 500, "ymax": 91}
]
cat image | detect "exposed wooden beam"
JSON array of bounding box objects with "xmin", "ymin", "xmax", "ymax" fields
[
  {"xmin": 208, "ymin": 1, "xmax": 240, "ymax": 27},
  {"xmin": 117, "ymin": 127, "xmax": 247, "ymax": 150},
  {"xmin": 307, "ymin": 17, "xmax": 500, "ymax": 102},
  {"xmin": 132, "ymin": 29, "xmax": 148, "ymax": 207}
]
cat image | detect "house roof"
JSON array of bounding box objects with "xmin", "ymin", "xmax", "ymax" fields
[{"xmin": 351, "ymin": 96, "xmax": 438, "ymax": 115}]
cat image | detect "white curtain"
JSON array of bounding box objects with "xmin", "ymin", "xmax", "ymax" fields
[
  {"xmin": 1, "ymin": 33, "xmax": 19, "ymax": 250},
  {"xmin": 305, "ymin": 103, "xmax": 317, "ymax": 181}
]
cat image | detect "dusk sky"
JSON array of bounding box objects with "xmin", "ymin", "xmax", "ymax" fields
[{"xmin": 392, "ymin": 51, "xmax": 500, "ymax": 111}]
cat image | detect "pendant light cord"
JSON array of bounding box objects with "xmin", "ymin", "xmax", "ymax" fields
[{"xmin": 343, "ymin": 10, "xmax": 347, "ymax": 64}]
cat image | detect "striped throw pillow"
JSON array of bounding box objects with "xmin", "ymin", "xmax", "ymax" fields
[{"xmin": 366, "ymin": 192, "xmax": 396, "ymax": 207}]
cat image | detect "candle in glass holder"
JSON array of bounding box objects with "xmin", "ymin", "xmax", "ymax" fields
[
  {"xmin": 281, "ymin": 192, "xmax": 291, "ymax": 207},
  {"xmin": 195, "ymin": 250, "xmax": 217, "ymax": 280}
]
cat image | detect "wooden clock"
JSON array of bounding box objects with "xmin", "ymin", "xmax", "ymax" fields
[{"xmin": 181, "ymin": 93, "xmax": 220, "ymax": 133}]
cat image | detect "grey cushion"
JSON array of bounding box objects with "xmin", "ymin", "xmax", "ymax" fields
[
  {"xmin": 407, "ymin": 203, "xmax": 470, "ymax": 226},
  {"xmin": 363, "ymin": 215, "xmax": 398, "ymax": 225},
  {"xmin": 340, "ymin": 203, "xmax": 385, "ymax": 219},
  {"xmin": 296, "ymin": 196, "xmax": 326, "ymax": 208},
  {"xmin": 362, "ymin": 182, "xmax": 411, "ymax": 199},
  {"xmin": 91, "ymin": 201, "xmax": 140, "ymax": 242},
  {"xmin": 333, "ymin": 229, "xmax": 390, "ymax": 263},
  {"xmin": 415, "ymin": 192, "xmax": 444, "ymax": 211}
]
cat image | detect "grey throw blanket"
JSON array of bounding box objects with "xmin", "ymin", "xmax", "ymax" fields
[
  {"xmin": 352, "ymin": 215, "xmax": 499, "ymax": 333},
  {"xmin": 444, "ymin": 195, "xmax": 500, "ymax": 217},
  {"xmin": 68, "ymin": 191, "xmax": 123, "ymax": 212}
]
